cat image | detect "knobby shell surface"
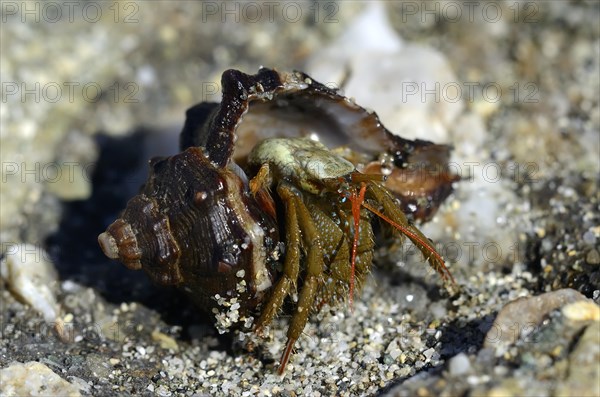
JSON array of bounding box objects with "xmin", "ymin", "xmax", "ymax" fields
[
  {"xmin": 98, "ymin": 146, "xmax": 281, "ymax": 330},
  {"xmin": 98, "ymin": 67, "xmax": 457, "ymax": 372}
]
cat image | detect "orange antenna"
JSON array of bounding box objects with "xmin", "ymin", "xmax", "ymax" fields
[{"xmin": 348, "ymin": 182, "xmax": 367, "ymax": 309}]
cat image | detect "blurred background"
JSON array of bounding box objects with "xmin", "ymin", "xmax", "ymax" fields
[{"xmin": 1, "ymin": 1, "xmax": 599, "ymax": 396}]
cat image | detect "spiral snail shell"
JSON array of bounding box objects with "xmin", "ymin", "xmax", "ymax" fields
[{"xmin": 98, "ymin": 145, "xmax": 281, "ymax": 325}]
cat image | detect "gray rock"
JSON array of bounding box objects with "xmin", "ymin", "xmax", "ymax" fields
[
  {"xmin": 484, "ymin": 289, "xmax": 589, "ymax": 352},
  {"xmin": 555, "ymin": 322, "xmax": 600, "ymax": 397}
]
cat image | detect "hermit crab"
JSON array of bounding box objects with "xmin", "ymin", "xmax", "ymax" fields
[{"xmin": 98, "ymin": 68, "xmax": 457, "ymax": 374}]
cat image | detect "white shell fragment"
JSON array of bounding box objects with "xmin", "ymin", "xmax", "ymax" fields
[{"xmin": 1, "ymin": 243, "xmax": 64, "ymax": 335}]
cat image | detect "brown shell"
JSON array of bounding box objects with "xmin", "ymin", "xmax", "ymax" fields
[{"xmin": 99, "ymin": 146, "xmax": 280, "ymax": 316}]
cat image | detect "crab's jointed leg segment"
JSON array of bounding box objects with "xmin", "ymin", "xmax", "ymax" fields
[
  {"xmin": 278, "ymin": 184, "xmax": 324, "ymax": 374},
  {"xmin": 254, "ymin": 183, "xmax": 301, "ymax": 336},
  {"xmin": 249, "ymin": 163, "xmax": 272, "ymax": 195},
  {"xmin": 365, "ymin": 182, "xmax": 455, "ymax": 284},
  {"xmin": 251, "ymin": 181, "xmax": 325, "ymax": 374}
]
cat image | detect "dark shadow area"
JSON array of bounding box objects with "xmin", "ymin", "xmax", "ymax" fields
[
  {"xmin": 376, "ymin": 314, "xmax": 494, "ymax": 396},
  {"xmin": 46, "ymin": 130, "xmax": 152, "ymax": 300},
  {"xmin": 44, "ymin": 128, "xmax": 214, "ymax": 335},
  {"xmin": 437, "ymin": 315, "xmax": 494, "ymax": 358}
]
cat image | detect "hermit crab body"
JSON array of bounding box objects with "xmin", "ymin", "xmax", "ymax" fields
[{"xmin": 98, "ymin": 68, "xmax": 457, "ymax": 374}]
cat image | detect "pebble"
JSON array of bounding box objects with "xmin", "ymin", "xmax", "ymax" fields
[
  {"xmin": 422, "ymin": 347, "xmax": 435, "ymax": 361},
  {"xmin": 86, "ymin": 353, "xmax": 112, "ymax": 379},
  {"xmin": 586, "ymin": 249, "xmax": 600, "ymax": 265},
  {"xmin": 562, "ymin": 301, "xmax": 600, "ymax": 322},
  {"xmin": 0, "ymin": 361, "xmax": 82, "ymax": 397},
  {"xmin": 448, "ymin": 353, "xmax": 471, "ymax": 376},
  {"xmin": 156, "ymin": 384, "xmax": 172, "ymax": 396},
  {"xmin": 151, "ymin": 330, "xmax": 179, "ymax": 352},
  {"xmin": 44, "ymin": 162, "xmax": 92, "ymax": 200},
  {"xmin": 582, "ymin": 230, "xmax": 597, "ymax": 245},
  {"xmin": 484, "ymin": 289, "xmax": 588, "ymax": 351},
  {"xmin": 386, "ymin": 340, "xmax": 401, "ymax": 361}
]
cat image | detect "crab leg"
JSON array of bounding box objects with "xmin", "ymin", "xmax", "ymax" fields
[
  {"xmin": 278, "ymin": 186, "xmax": 324, "ymax": 374},
  {"xmin": 365, "ymin": 183, "xmax": 455, "ymax": 284},
  {"xmin": 254, "ymin": 184, "xmax": 301, "ymax": 336}
]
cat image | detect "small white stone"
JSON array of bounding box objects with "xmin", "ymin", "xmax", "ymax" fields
[
  {"xmin": 449, "ymin": 353, "xmax": 471, "ymax": 376},
  {"xmin": 156, "ymin": 384, "xmax": 172, "ymax": 396},
  {"xmin": 423, "ymin": 348, "xmax": 435, "ymax": 361}
]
